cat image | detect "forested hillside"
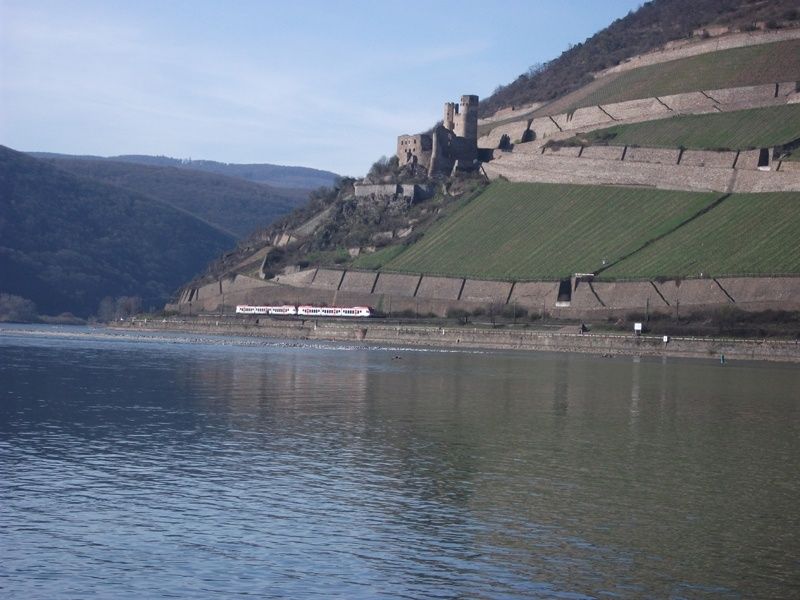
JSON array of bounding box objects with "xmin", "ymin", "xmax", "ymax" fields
[
  {"xmin": 0, "ymin": 146, "xmax": 234, "ymax": 317},
  {"xmin": 38, "ymin": 157, "xmax": 308, "ymax": 238},
  {"xmin": 30, "ymin": 152, "xmax": 340, "ymax": 190},
  {"xmin": 480, "ymin": 0, "xmax": 800, "ymax": 117}
]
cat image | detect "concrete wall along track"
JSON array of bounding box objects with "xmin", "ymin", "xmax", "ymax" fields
[
  {"xmin": 415, "ymin": 276, "xmax": 464, "ymax": 300},
  {"xmin": 339, "ymin": 271, "xmax": 378, "ymax": 294},
  {"xmin": 174, "ymin": 273, "xmax": 800, "ymax": 319},
  {"xmin": 460, "ymin": 280, "xmax": 513, "ymax": 304},
  {"xmin": 373, "ymin": 273, "xmax": 421, "ymax": 297},
  {"xmin": 310, "ymin": 268, "xmax": 346, "ymax": 290}
]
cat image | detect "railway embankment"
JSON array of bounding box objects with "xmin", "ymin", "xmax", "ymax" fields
[{"xmin": 116, "ymin": 317, "xmax": 800, "ymax": 363}]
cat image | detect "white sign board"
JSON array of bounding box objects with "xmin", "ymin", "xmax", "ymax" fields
[{"xmin": 634, "ymin": 322, "xmax": 643, "ymax": 332}]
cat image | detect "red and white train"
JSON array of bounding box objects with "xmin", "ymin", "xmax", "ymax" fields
[{"xmin": 235, "ymin": 305, "xmax": 371, "ymax": 318}]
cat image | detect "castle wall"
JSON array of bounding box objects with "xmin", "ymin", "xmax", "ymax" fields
[
  {"xmin": 454, "ymin": 95, "xmax": 479, "ymax": 139},
  {"xmin": 402, "ymin": 95, "xmax": 479, "ymax": 175},
  {"xmin": 397, "ymin": 134, "xmax": 432, "ymax": 169},
  {"xmin": 354, "ymin": 184, "xmax": 402, "ymax": 197}
]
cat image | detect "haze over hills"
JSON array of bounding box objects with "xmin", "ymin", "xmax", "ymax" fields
[
  {"xmin": 29, "ymin": 153, "xmax": 340, "ymax": 190},
  {"xmin": 0, "ymin": 146, "xmax": 235, "ymax": 318},
  {"xmin": 35, "ymin": 155, "xmax": 311, "ymax": 238}
]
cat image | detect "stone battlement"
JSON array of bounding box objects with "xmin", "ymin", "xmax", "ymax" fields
[{"xmin": 398, "ymin": 94, "xmax": 480, "ymax": 176}]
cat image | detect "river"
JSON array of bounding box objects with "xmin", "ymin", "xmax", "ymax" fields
[{"xmin": 1, "ymin": 325, "xmax": 798, "ymax": 598}]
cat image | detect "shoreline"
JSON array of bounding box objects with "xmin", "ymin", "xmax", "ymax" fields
[{"xmin": 114, "ymin": 316, "xmax": 800, "ymax": 363}]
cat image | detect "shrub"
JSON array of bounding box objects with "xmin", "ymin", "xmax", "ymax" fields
[{"xmin": 446, "ymin": 308, "xmax": 470, "ymax": 320}]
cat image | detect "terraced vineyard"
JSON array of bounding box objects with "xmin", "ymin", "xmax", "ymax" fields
[
  {"xmin": 566, "ymin": 38, "xmax": 800, "ymax": 111},
  {"xmin": 566, "ymin": 104, "xmax": 800, "ymax": 151},
  {"xmin": 383, "ymin": 181, "xmax": 719, "ymax": 280},
  {"xmin": 601, "ymin": 191, "xmax": 800, "ymax": 278}
]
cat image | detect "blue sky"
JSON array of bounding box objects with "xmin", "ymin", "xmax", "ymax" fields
[{"xmin": 0, "ymin": 0, "xmax": 643, "ymax": 176}]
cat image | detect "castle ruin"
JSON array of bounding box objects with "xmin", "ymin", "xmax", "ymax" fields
[{"xmin": 397, "ymin": 95, "xmax": 479, "ymax": 176}]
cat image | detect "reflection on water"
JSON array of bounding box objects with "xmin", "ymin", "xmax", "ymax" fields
[{"xmin": 1, "ymin": 326, "xmax": 799, "ymax": 599}]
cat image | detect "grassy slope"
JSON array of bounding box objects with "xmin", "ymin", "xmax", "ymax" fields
[
  {"xmin": 568, "ymin": 104, "xmax": 800, "ymax": 150},
  {"xmin": 383, "ymin": 182, "xmax": 719, "ymax": 280},
  {"xmin": 601, "ymin": 192, "xmax": 800, "ymax": 278},
  {"xmin": 567, "ymin": 39, "xmax": 800, "ymax": 111}
]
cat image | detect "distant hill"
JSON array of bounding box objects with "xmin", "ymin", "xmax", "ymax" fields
[
  {"xmin": 480, "ymin": 0, "xmax": 800, "ymax": 117},
  {"xmin": 0, "ymin": 146, "xmax": 235, "ymax": 317},
  {"xmin": 29, "ymin": 152, "xmax": 340, "ymax": 190},
  {"xmin": 36, "ymin": 156, "xmax": 309, "ymax": 238}
]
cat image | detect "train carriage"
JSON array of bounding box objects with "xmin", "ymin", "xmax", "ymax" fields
[{"xmin": 235, "ymin": 305, "xmax": 370, "ymax": 318}]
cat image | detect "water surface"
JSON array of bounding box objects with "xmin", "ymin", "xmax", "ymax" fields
[{"xmin": 1, "ymin": 325, "xmax": 799, "ymax": 598}]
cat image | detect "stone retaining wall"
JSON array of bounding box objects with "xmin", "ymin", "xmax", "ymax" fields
[
  {"xmin": 597, "ymin": 29, "xmax": 800, "ymax": 77},
  {"xmin": 460, "ymin": 280, "xmax": 513, "ymax": 304},
  {"xmin": 483, "ymin": 152, "xmax": 800, "ymax": 193},
  {"xmin": 479, "ymin": 79, "xmax": 799, "ymax": 151},
  {"xmin": 706, "ymin": 83, "xmax": 778, "ymax": 105},
  {"xmin": 602, "ymin": 97, "xmax": 670, "ymax": 121},
  {"xmin": 654, "ymin": 280, "xmax": 732, "ymax": 306},
  {"xmin": 659, "ymin": 91, "xmax": 716, "ymax": 113},
  {"xmin": 580, "ymin": 146, "xmax": 625, "ymax": 160},
  {"xmin": 569, "ymin": 282, "xmax": 604, "ymax": 309},
  {"xmin": 589, "ymin": 281, "xmax": 669, "ymax": 310},
  {"xmin": 681, "ymin": 150, "xmax": 738, "ymax": 168},
  {"xmin": 509, "ymin": 282, "xmax": 560, "ymax": 308},
  {"xmin": 626, "ymin": 147, "xmax": 681, "ymax": 165},
  {"xmin": 273, "ymin": 268, "xmax": 317, "ymax": 286},
  {"xmin": 175, "ymin": 274, "xmax": 800, "ymax": 320},
  {"xmin": 542, "ymin": 145, "xmax": 582, "ymax": 157},
  {"xmin": 373, "ymin": 273, "xmax": 420, "ymax": 297},
  {"xmin": 311, "ymin": 269, "xmax": 346, "ymax": 290},
  {"xmin": 416, "ymin": 276, "xmax": 464, "ymax": 300},
  {"xmin": 339, "ymin": 271, "xmax": 378, "ymax": 293},
  {"xmin": 553, "ymin": 106, "xmax": 613, "ymax": 130}
]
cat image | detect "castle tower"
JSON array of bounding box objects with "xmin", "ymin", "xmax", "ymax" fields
[
  {"xmin": 454, "ymin": 95, "xmax": 478, "ymax": 139},
  {"xmin": 443, "ymin": 102, "xmax": 456, "ymax": 132}
]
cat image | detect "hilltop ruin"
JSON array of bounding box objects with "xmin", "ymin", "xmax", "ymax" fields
[{"xmin": 397, "ymin": 95, "xmax": 480, "ymax": 176}]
